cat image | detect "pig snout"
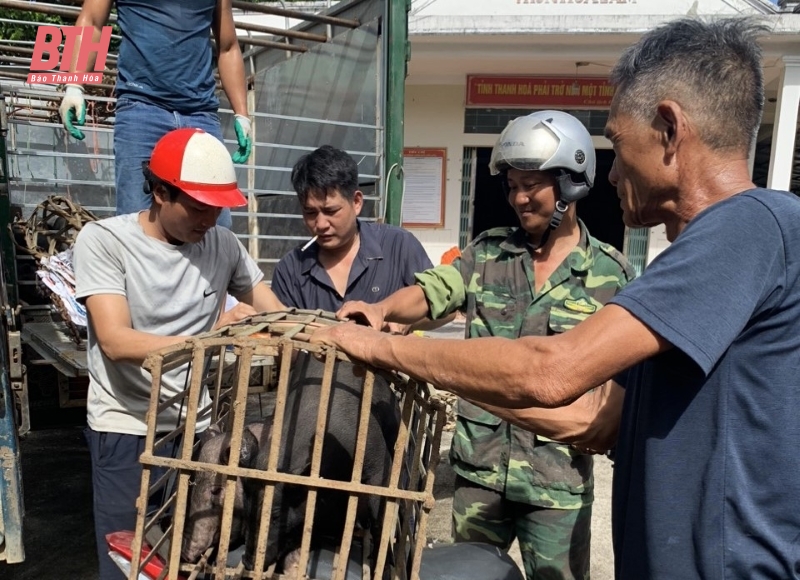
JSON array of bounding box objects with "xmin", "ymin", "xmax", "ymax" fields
[
  {"xmin": 181, "ymin": 424, "xmax": 263, "ymax": 562},
  {"xmin": 281, "ymin": 548, "xmax": 302, "ymax": 578}
]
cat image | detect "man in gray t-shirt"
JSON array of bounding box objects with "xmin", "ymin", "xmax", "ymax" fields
[{"xmin": 73, "ymin": 128, "xmax": 284, "ymax": 580}]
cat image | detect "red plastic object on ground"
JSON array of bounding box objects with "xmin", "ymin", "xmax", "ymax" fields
[{"xmin": 105, "ymin": 530, "xmax": 188, "ymax": 580}]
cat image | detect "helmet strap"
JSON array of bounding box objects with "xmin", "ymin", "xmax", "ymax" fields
[
  {"xmin": 549, "ymin": 199, "xmax": 569, "ymax": 230},
  {"xmin": 532, "ymin": 199, "xmax": 568, "ymax": 251},
  {"xmin": 532, "ymin": 170, "xmax": 587, "ymax": 251}
]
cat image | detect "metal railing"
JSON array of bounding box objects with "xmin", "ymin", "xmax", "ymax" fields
[{"xmin": 1, "ymin": 0, "xmax": 395, "ymax": 282}]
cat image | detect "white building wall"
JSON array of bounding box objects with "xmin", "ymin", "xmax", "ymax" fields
[{"xmin": 404, "ymin": 85, "xmax": 473, "ymax": 265}]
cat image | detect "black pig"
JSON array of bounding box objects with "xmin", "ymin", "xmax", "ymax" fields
[
  {"xmin": 242, "ymin": 352, "xmax": 401, "ymax": 571},
  {"xmin": 181, "ymin": 421, "xmax": 268, "ymax": 562}
]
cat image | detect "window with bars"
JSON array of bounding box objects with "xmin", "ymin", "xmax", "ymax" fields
[
  {"xmin": 459, "ymin": 147, "xmax": 477, "ymax": 249},
  {"xmin": 465, "ymin": 108, "xmax": 610, "ymax": 135},
  {"xmin": 623, "ymin": 227, "xmax": 650, "ymax": 276}
]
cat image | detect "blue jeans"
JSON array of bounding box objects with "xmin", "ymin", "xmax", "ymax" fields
[{"xmin": 113, "ymin": 98, "xmax": 232, "ymax": 229}]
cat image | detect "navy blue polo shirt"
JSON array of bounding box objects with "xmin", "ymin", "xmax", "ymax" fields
[
  {"xmin": 271, "ymin": 220, "xmax": 433, "ymax": 312},
  {"xmin": 609, "ymin": 189, "xmax": 800, "ymax": 579},
  {"xmin": 116, "ymin": 0, "xmax": 218, "ymax": 113}
]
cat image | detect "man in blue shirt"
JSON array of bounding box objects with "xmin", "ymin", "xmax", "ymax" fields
[
  {"xmin": 272, "ymin": 145, "xmax": 433, "ymax": 322},
  {"xmin": 311, "ymin": 18, "xmax": 800, "ymax": 579},
  {"xmin": 58, "ymin": 0, "xmax": 251, "ymax": 228}
]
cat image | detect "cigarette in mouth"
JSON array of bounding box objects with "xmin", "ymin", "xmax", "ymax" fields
[{"xmin": 301, "ymin": 235, "xmax": 318, "ymax": 251}]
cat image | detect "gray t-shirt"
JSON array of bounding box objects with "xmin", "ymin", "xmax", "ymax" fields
[{"xmin": 74, "ymin": 213, "xmax": 263, "ymax": 435}]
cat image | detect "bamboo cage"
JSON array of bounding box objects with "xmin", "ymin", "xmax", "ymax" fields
[{"xmin": 128, "ymin": 309, "xmax": 446, "ymax": 580}]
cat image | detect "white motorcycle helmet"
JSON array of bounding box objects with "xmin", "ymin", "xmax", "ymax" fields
[{"xmin": 489, "ymin": 111, "xmax": 596, "ymax": 237}]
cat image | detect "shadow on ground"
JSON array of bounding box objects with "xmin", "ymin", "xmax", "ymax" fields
[
  {"xmin": 432, "ymin": 437, "xmax": 455, "ymax": 502},
  {"xmin": 5, "ymin": 422, "xmax": 98, "ymax": 580}
]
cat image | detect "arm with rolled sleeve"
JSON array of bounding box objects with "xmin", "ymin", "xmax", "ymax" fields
[
  {"xmin": 336, "ymin": 244, "xmax": 472, "ymax": 330},
  {"xmin": 414, "ymin": 244, "xmax": 474, "ymax": 319}
]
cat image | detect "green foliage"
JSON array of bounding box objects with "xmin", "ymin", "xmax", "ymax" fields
[
  {"xmin": 0, "ymin": 10, "xmax": 70, "ymax": 43},
  {"xmin": 0, "ymin": 0, "xmax": 313, "ymax": 55}
]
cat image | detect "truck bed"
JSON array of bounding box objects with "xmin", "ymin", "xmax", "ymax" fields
[{"xmin": 21, "ymin": 321, "xmax": 88, "ymax": 378}]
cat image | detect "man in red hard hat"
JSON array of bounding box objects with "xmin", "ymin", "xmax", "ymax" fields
[{"xmin": 73, "ymin": 128, "xmax": 284, "ymax": 579}]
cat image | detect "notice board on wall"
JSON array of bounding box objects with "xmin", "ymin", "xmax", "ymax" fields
[
  {"xmin": 466, "ymin": 75, "xmax": 614, "ymax": 108},
  {"xmin": 401, "ymin": 148, "xmax": 446, "ymax": 228}
]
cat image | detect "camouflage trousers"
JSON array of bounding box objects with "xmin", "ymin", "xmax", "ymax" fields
[{"xmin": 452, "ymin": 476, "xmax": 591, "ymax": 580}]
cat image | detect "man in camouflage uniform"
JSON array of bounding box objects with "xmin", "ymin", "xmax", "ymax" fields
[
  {"xmin": 435, "ymin": 221, "xmax": 633, "ymax": 580},
  {"xmin": 334, "ymin": 111, "xmax": 634, "ymax": 579}
]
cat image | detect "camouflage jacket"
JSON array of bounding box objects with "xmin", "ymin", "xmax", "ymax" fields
[{"xmin": 415, "ymin": 222, "xmax": 635, "ymax": 509}]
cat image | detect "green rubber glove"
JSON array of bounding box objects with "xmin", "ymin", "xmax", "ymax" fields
[
  {"xmin": 232, "ymin": 114, "xmax": 252, "ymax": 163},
  {"xmin": 59, "ymin": 84, "xmax": 86, "ymax": 140}
]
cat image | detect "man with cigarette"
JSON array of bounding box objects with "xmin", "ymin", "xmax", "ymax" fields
[{"xmin": 271, "ymin": 145, "xmax": 432, "ymax": 329}]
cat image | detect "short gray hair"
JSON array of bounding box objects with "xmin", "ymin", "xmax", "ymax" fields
[{"xmin": 610, "ymin": 18, "xmax": 767, "ymax": 152}]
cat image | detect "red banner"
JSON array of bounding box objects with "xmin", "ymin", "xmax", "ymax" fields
[{"xmin": 466, "ymin": 75, "xmax": 615, "ymax": 108}]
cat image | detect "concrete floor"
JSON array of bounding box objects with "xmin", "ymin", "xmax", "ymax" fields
[{"xmin": 4, "ymin": 424, "xmax": 100, "ymax": 580}]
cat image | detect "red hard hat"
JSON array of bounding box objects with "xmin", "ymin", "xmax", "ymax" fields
[{"xmin": 148, "ymin": 128, "xmax": 246, "ymax": 208}]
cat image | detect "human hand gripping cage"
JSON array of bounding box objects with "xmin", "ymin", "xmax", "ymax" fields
[{"xmin": 126, "ymin": 309, "xmax": 447, "ymax": 580}]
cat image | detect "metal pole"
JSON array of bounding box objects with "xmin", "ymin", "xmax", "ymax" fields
[
  {"xmin": 234, "ymin": 19, "xmax": 327, "ymax": 43},
  {"xmin": 0, "ymin": 43, "xmax": 117, "ymax": 63},
  {"xmin": 238, "ymin": 36, "xmax": 307, "ymax": 52},
  {"xmin": 0, "ymin": 96, "xmax": 19, "ymax": 310},
  {"xmin": 231, "ymin": 0, "xmax": 360, "ymax": 28},
  {"xmin": 384, "ymin": 0, "xmax": 410, "ymax": 226},
  {"xmin": 247, "ymin": 88, "xmax": 259, "ymax": 261},
  {"xmin": 0, "ymin": 0, "xmax": 118, "ymax": 23}
]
